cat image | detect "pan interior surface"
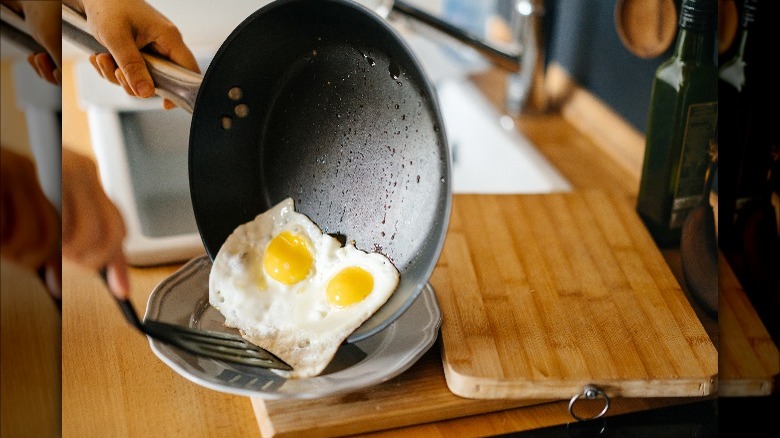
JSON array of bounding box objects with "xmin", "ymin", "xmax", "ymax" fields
[{"xmin": 189, "ymin": 0, "xmax": 450, "ymax": 341}]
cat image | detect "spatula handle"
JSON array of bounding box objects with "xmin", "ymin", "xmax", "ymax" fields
[{"xmin": 99, "ymin": 268, "xmax": 146, "ymax": 334}]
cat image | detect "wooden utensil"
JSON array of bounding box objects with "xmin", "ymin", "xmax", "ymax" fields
[
  {"xmin": 680, "ymin": 158, "xmax": 718, "ymax": 317},
  {"xmin": 615, "ymin": 0, "xmax": 678, "ymax": 58},
  {"xmin": 718, "ymin": 0, "xmax": 739, "ymax": 54}
]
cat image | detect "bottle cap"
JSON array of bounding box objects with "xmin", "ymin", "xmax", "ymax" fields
[{"xmin": 679, "ymin": 0, "xmax": 716, "ymax": 32}]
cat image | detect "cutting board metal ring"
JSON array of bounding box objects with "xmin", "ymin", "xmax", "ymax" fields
[{"xmin": 568, "ymin": 384, "xmax": 610, "ymax": 422}]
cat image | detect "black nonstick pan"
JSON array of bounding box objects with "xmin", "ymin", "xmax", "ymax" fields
[{"xmin": 62, "ymin": 0, "xmax": 451, "ymax": 342}]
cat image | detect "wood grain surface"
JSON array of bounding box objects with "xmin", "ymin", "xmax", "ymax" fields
[
  {"xmin": 718, "ymin": 255, "xmax": 780, "ymax": 396},
  {"xmin": 432, "ymin": 193, "xmax": 718, "ymax": 399},
  {"xmin": 252, "ymin": 345, "xmax": 546, "ymax": 438},
  {"xmin": 251, "ymin": 344, "xmax": 713, "ymax": 438},
  {"xmin": 0, "ymin": 262, "xmax": 61, "ymax": 437}
]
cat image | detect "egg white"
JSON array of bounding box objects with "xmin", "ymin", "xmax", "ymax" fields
[{"xmin": 209, "ymin": 198, "xmax": 399, "ymax": 378}]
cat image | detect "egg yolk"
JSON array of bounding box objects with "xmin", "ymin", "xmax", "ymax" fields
[
  {"xmin": 263, "ymin": 231, "xmax": 313, "ymax": 285},
  {"xmin": 326, "ymin": 266, "xmax": 374, "ymax": 306}
]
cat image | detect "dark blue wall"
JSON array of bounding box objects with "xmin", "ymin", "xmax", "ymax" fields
[{"xmin": 545, "ymin": 0, "xmax": 676, "ymax": 133}]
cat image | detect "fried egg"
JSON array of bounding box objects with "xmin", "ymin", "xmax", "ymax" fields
[{"xmin": 209, "ymin": 198, "xmax": 399, "ymax": 378}]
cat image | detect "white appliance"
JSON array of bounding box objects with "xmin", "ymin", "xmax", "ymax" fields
[{"xmin": 75, "ymin": 59, "xmax": 208, "ymax": 266}]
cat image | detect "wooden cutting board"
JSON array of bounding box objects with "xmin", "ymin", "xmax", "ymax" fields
[
  {"xmin": 431, "ymin": 192, "xmax": 718, "ymax": 399},
  {"xmin": 251, "ymin": 346, "xmax": 548, "ymax": 437},
  {"xmin": 718, "ymin": 254, "xmax": 779, "ymax": 396}
]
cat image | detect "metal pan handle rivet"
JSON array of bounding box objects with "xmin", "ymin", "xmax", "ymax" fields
[
  {"xmin": 220, "ymin": 116, "xmax": 233, "ymax": 130},
  {"xmin": 228, "ymin": 87, "xmax": 243, "ymax": 101},
  {"xmin": 234, "ymin": 104, "xmax": 249, "ymax": 118},
  {"xmin": 568, "ymin": 384, "xmax": 610, "ymax": 422}
]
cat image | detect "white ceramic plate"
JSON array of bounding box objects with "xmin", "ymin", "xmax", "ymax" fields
[{"xmin": 145, "ymin": 255, "xmax": 441, "ymax": 399}]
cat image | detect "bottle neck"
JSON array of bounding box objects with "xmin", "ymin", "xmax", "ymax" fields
[
  {"xmin": 673, "ymin": 27, "xmax": 715, "ymax": 63},
  {"xmin": 673, "ymin": 0, "xmax": 716, "ymax": 62},
  {"xmin": 735, "ymin": 29, "xmax": 749, "ymax": 61},
  {"xmin": 735, "ymin": 0, "xmax": 758, "ymax": 61}
]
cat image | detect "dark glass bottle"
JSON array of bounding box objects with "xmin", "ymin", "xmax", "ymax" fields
[
  {"xmin": 718, "ymin": 0, "xmax": 780, "ymax": 328},
  {"xmin": 636, "ymin": 0, "xmax": 718, "ymax": 247},
  {"xmin": 718, "ymin": 0, "xmax": 774, "ymax": 253}
]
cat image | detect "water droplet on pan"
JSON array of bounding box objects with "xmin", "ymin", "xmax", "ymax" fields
[{"xmin": 388, "ymin": 61, "xmax": 400, "ymax": 80}]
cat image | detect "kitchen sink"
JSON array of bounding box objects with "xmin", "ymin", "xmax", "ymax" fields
[
  {"xmin": 438, "ymin": 78, "xmax": 570, "ymax": 193},
  {"xmin": 75, "ymin": 31, "xmax": 569, "ymax": 266},
  {"xmin": 395, "ymin": 17, "xmax": 570, "ymax": 194}
]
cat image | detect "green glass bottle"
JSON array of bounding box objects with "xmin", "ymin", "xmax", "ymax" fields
[
  {"xmin": 718, "ymin": 0, "xmax": 775, "ymax": 254},
  {"xmin": 636, "ymin": 0, "xmax": 718, "ymax": 247}
]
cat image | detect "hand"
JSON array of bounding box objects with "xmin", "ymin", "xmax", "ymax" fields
[
  {"xmin": 1, "ymin": 0, "xmax": 62, "ymax": 85},
  {"xmin": 61, "ymin": 148, "xmax": 130, "ymax": 299},
  {"xmin": 0, "ymin": 147, "xmax": 61, "ymax": 298},
  {"xmin": 74, "ymin": 0, "xmax": 199, "ymax": 109}
]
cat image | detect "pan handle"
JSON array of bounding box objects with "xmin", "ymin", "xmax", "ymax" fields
[
  {"xmin": 61, "ymin": 3, "xmax": 201, "ymax": 113},
  {"xmin": 391, "ymin": 0, "xmax": 522, "ymax": 72},
  {"xmin": 0, "ymin": 4, "xmax": 48, "ymax": 54}
]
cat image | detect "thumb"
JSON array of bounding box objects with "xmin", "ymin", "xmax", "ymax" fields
[{"xmin": 104, "ymin": 252, "xmax": 131, "ymax": 301}]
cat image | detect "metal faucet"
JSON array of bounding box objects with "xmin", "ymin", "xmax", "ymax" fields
[
  {"xmin": 505, "ymin": 0, "xmax": 547, "ymax": 116},
  {"xmin": 390, "ymin": 0, "xmax": 548, "ymax": 114}
]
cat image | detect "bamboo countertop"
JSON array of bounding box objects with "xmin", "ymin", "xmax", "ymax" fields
[{"xmin": 56, "ymin": 58, "xmax": 777, "ymax": 437}]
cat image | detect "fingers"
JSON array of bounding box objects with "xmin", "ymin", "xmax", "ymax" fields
[
  {"xmin": 80, "ymin": 1, "xmax": 198, "ymax": 110},
  {"xmin": 27, "ymin": 53, "xmax": 59, "ymax": 86},
  {"xmin": 94, "ymin": 53, "xmax": 120, "ymax": 85},
  {"xmin": 0, "ymin": 178, "xmax": 40, "ymax": 266},
  {"xmin": 30, "ymin": 176, "xmax": 62, "ymax": 266},
  {"xmin": 0, "ymin": 149, "xmax": 61, "ymax": 272},
  {"xmin": 20, "ymin": 0, "xmax": 62, "ymax": 72},
  {"xmin": 34, "ymin": 53, "xmax": 58, "ymax": 85},
  {"xmin": 61, "ymin": 184, "xmax": 126, "ymax": 269},
  {"xmin": 60, "ymin": 149, "xmax": 131, "ymax": 300},
  {"xmin": 88, "ymin": 53, "xmax": 100, "ymax": 76},
  {"xmin": 91, "ymin": 55, "xmax": 157, "ymax": 105},
  {"xmin": 44, "ymin": 253, "xmax": 62, "ymax": 301},
  {"xmin": 105, "ymin": 252, "xmax": 130, "ymax": 300},
  {"xmin": 115, "ymin": 68, "xmax": 135, "ymax": 96},
  {"xmin": 100, "ymin": 29, "xmax": 155, "ymax": 98},
  {"xmin": 149, "ymin": 24, "xmax": 200, "ymax": 74},
  {"xmin": 149, "ymin": 22, "xmax": 198, "ymax": 112},
  {"xmin": 61, "ymin": 149, "xmax": 127, "ymax": 272}
]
